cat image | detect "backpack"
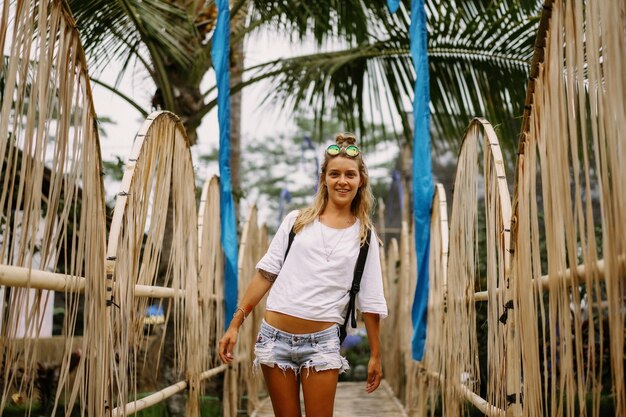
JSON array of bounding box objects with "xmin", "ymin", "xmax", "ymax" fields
[{"xmin": 284, "ymin": 225, "xmax": 371, "ymax": 344}]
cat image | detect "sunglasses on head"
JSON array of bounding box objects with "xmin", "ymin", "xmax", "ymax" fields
[{"xmin": 326, "ymin": 144, "xmax": 360, "ymax": 157}]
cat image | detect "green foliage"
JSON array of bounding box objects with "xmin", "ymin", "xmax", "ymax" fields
[
  {"xmin": 249, "ymin": 0, "xmax": 394, "ymax": 45},
  {"xmin": 339, "ymin": 334, "xmax": 372, "ymax": 382},
  {"xmin": 3, "ymin": 402, "xmax": 41, "ymax": 416},
  {"xmin": 253, "ymin": 0, "xmax": 542, "ymax": 149},
  {"xmin": 125, "ymin": 395, "xmax": 221, "ymax": 417},
  {"xmin": 68, "ymin": 0, "xmax": 195, "ymax": 74},
  {"xmin": 102, "ymin": 155, "xmax": 126, "ymax": 181},
  {"xmin": 96, "ymin": 116, "xmax": 116, "ymax": 138}
]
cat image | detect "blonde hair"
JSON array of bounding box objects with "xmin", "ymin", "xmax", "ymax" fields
[{"xmin": 293, "ymin": 132, "xmax": 374, "ymax": 245}]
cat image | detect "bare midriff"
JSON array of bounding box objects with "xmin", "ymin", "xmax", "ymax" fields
[{"xmin": 264, "ymin": 310, "xmax": 336, "ymax": 334}]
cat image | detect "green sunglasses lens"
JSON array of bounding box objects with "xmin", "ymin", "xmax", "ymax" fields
[
  {"xmin": 345, "ymin": 145, "xmax": 359, "ymax": 156},
  {"xmin": 326, "ymin": 144, "xmax": 360, "ymax": 157},
  {"xmin": 326, "ymin": 145, "xmax": 341, "ymax": 155}
]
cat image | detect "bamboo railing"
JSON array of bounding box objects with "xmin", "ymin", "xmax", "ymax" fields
[
  {"xmin": 0, "ymin": 1, "xmax": 263, "ymax": 414},
  {"xmin": 383, "ymin": 2, "xmax": 626, "ymax": 417},
  {"xmin": 0, "ymin": 107, "xmax": 263, "ymax": 416}
]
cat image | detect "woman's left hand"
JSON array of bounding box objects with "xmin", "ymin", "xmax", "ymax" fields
[{"xmin": 365, "ymin": 356, "xmax": 382, "ymax": 393}]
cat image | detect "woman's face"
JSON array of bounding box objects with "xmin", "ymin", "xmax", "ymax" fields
[{"xmin": 324, "ymin": 156, "xmax": 362, "ymax": 208}]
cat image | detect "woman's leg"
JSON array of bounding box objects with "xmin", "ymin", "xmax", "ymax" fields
[
  {"xmin": 261, "ymin": 364, "xmax": 302, "ymax": 417},
  {"xmin": 301, "ymin": 369, "xmax": 339, "ymax": 417}
]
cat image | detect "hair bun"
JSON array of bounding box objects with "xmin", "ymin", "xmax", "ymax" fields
[{"xmin": 335, "ymin": 132, "xmax": 357, "ymax": 146}]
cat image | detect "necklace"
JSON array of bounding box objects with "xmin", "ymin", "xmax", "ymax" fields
[{"xmin": 319, "ymin": 220, "xmax": 349, "ymax": 262}]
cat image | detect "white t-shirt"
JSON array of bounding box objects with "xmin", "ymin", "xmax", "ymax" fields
[{"xmin": 256, "ymin": 210, "xmax": 388, "ymax": 324}]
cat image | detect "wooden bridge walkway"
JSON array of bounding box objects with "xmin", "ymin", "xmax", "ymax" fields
[{"xmin": 250, "ymin": 380, "xmax": 408, "ymax": 416}]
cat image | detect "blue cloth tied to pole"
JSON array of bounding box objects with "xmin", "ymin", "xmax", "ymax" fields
[
  {"xmin": 387, "ymin": 0, "xmax": 434, "ymax": 361},
  {"xmin": 212, "ymin": 0, "xmax": 239, "ymax": 329},
  {"xmin": 391, "ymin": 0, "xmax": 433, "ymax": 361},
  {"xmin": 409, "ymin": 0, "xmax": 433, "ymax": 361}
]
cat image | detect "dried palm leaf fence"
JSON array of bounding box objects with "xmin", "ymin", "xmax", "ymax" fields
[
  {"xmin": 0, "ymin": 1, "xmax": 266, "ymax": 416},
  {"xmin": 383, "ymin": 1, "xmax": 625, "ymax": 417}
]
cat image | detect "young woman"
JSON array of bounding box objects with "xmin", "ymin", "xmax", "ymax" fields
[{"xmin": 218, "ymin": 132, "xmax": 388, "ymax": 417}]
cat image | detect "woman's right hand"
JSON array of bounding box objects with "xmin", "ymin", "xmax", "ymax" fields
[{"xmin": 218, "ymin": 327, "xmax": 239, "ymax": 364}]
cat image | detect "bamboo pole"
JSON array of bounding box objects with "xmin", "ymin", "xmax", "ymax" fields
[
  {"xmin": 199, "ymin": 364, "xmax": 229, "ymax": 381},
  {"xmin": 474, "ymin": 256, "xmax": 625, "ymax": 301},
  {"xmin": 19, "ymin": 257, "xmax": 618, "ymax": 306},
  {"xmin": 110, "ymin": 364, "xmax": 228, "ymax": 417},
  {"xmin": 112, "ymin": 381, "xmax": 187, "ymax": 417},
  {"xmin": 423, "ymin": 370, "xmax": 506, "ymax": 417},
  {"xmin": 0, "ymin": 265, "xmax": 86, "ymax": 292},
  {"xmin": 0, "ymin": 264, "xmax": 222, "ymax": 299}
]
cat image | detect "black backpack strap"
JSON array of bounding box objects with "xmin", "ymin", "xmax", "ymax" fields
[
  {"xmin": 284, "ymin": 226, "xmax": 296, "ymax": 261},
  {"xmin": 343, "ymin": 229, "xmax": 372, "ymax": 331}
]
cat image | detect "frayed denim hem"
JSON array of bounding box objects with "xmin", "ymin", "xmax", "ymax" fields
[{"xmin": 252, "ymin": 356, "xmax": 350, "ymax": 377}]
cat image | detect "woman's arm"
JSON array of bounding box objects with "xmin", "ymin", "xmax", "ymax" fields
[
  {"xmin": 362, "ymin": 312, "xmax": 382, "ymax": 393},
  {"xmin": 218, "ymin": 270, "xmax": 274, "ymax": 363}
]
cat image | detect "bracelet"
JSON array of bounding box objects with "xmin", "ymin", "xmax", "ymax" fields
[{"xmin": 234, "ymin": 307, "xmax": 248, "ymax": 320}]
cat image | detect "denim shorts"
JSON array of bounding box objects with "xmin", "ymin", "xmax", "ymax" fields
[{"xmin": 253, "ymin": 320, "xmax": 349, "ymax": 375}]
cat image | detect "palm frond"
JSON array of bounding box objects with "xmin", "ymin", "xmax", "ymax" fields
[
  {"xmin": 247, "ymin": 40, "xmax": 404, "ymax": 145},
  {"xmin": 67, "ymin": 0, "xmax": 196, "ymax": 77},
  {"xmin": 247, "ymin": 0, "xmax": 541, "ymax": 149},
  {"xmin": 249, "ymin": 0, "xmax": 402, "ymax": 45}
]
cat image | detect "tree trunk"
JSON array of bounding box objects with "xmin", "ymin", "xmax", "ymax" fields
[
  {"xmin": 401, "ymin": 142, "xmax": 413, "ymax": 227},
  {"xmin": 230, "ymin": 34, "xmax": 244, "ymax": 220}
]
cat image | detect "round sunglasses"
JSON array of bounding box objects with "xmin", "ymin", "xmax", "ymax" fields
[{"xmin": 326, "ymin": 144, "xmax": 360, "ymax": 157}]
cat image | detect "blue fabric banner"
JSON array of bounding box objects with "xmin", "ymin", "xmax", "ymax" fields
[
  {"xmin": 410, "ymin": 0, "xmax": 434, "ymax": 361},
  {"xmin": 387, "ymin": 0, "xmax": 401, "ymax": 14},
  {"xmin": 212, "ymin": 0, "xmax": 239, "ymax": 329}
]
